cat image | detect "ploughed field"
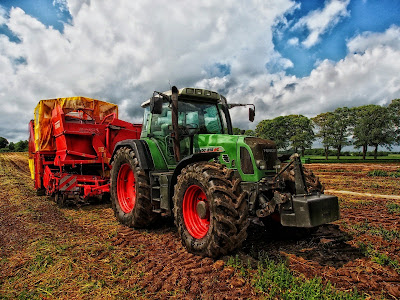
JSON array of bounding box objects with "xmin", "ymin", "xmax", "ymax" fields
[{"xmin": 1, "ymin": 153, "xmax": 399, "ymax": 299}]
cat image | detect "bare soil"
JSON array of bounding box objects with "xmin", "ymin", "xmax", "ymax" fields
[{"xmin": 1, "ymin": 154, "xmax": 399, "ymax": 299}]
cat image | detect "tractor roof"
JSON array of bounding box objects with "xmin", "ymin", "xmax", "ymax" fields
[{"xmin": 141, "ymin": 87, "xmax": 221, "ymax": 107}]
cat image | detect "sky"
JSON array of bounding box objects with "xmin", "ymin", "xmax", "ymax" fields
[{"xmin": 0, "ymin": 0, "xmax": 399, "ymax": 143}]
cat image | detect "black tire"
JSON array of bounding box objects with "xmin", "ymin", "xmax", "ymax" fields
[
  {"xmin": 110, "ymin": 147, "xmax": 158, "ymax": 228},
  {"xmin": 36, "ymin": 188, "xmax": 46, "ymax": 196},
  {"xmin": 173, "ymin": 162, "xmax": 249, "ymax": 257}
]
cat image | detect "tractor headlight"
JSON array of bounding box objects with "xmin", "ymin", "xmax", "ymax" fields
[{"xmin": 256, "ymin": 160, "xmax": 267, "ymax": 170}]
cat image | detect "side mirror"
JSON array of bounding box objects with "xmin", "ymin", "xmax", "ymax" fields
[
  {"xmin": 150, "ymin": 96, "xmax": 163, "ymax": 114},
  {"xmin": 249, "ymin": 107, "xmax": 255, "ymax": 122}
]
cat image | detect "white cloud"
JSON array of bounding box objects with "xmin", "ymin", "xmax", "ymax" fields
[
  {"xmin": 293, "ymin": 0, "xmax": 350, "ymax": 48},
  {"xmin": 0, "ymin": 1, "xmax": 399, "ymax": 141},
  {"xmin": 53, "ymin": 0, "xmax": 69, "ymax": 12},
  {"xmin": 0, "ymin": 0, "xmax": 296, "ymax": 140},
  {"xmin": 0, "ymin": 5, "xmax": 7, "ymax": 25},
  {"xmin": 287, "ymin": 37, "xmax": 299, "ymax": 46},
  {"xmin": 198, "ymin": 26, "xmax": 400, "ymax": 129},
  {"xmin": 347, "ymin": 25, "xmax": 400, "ymax": 53}
]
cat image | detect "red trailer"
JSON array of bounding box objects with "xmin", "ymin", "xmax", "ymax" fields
[{"xmin": 29, "ymin": 97, "xmax": 141, "ymax": 206}]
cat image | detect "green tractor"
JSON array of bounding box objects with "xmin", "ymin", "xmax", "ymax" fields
[{"xmin": 110, "ymin": 86, "xmax": 339, "ymax": 257}]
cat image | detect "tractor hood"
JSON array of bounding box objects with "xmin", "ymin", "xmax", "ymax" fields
[
  {"xmin": 193, "ymin": 134, "xmax": 240, "ymax": 155},
  {"xmin": 193, "ymin": 134, "xmax": 278, "ymax": 182}
]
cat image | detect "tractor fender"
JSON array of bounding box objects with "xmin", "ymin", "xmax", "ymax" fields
[
  {"xmin": 169, "ymin": 152, "xmax": 220, "ymax": 202},
  {"xmin": 111, "ymin": 139, "xmax": 154, "ymax": 170}
]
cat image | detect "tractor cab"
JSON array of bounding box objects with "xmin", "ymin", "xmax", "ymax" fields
[
  {"xmin": 141, "ymin": 89, "xmax": 231, "ymax": 165},
  {"xmin": 140, "ymin": 87, "xmax": 254, "ymax": 167}
]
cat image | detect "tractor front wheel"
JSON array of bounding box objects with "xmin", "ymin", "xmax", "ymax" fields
[
  {"xmin": 110, "ymin": 147, "xmax": 157, "ymax": 228},
  {"xmin": 173, "ymin": 162, "xmax": 249, "ymax": 257}
]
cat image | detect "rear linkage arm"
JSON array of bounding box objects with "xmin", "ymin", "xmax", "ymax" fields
[{"xmin": 256, "ymin": 153, "xmax": 309, "ymax": 218}]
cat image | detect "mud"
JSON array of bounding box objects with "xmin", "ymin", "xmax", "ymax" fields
[
  {"xmin": 111, "ymin": 226, "xmax": 255, "ymax": 299},
  {"xmin": 1, "ymin": 155, "xmax": 400, "ymax": 298}
]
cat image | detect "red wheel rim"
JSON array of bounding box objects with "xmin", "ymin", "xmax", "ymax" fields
[
  {"xmin": 183, "ymin": 185, "xmax": 210, "ymax": 239},
  {"xmin": 117, "ymin": 163, "xmax": 136, "ymax": 213}
]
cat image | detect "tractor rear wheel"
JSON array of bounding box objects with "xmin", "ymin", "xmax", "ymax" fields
[
  {"xmin": 110, "ymin": 147, "xmax": 157, "ymax": 228},
  {"xmin": 173, "ymin": 162, "xmax": 249, "ymax": 257}
]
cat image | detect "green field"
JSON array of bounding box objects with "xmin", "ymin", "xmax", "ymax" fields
[{"xmin": 303, "ymin": 154, "xmax": 400, "ymax": 163}]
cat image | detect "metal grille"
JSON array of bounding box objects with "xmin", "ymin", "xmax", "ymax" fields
[{"xmin": 240, "ymin": 147, "xmax": 254, "ymax": 174}]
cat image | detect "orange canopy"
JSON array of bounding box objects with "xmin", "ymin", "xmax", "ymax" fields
[{"xmin": 33, "ymin": 97, "xmax": 118, "ymax": 151}]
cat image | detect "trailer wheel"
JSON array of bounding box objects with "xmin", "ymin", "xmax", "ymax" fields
[
  {"xmin": 173, "ymin": 162, "xmax": 249, "ymax": 257},
  {"xmin": 110, "ymin": 147, "xmax": 157, "ymax": 228},
  {"xmin": 36, "ymin": 188, "xmax": 46, "ymax": 196},
  {"xmin": 55, "ymin": 193, "xmax": 66, "ymax": 208}
]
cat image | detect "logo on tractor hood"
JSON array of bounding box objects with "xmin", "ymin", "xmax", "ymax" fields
[
  {"xmin": 263, "ymin": 148, "xmax": 277, "ymax": 153},
  {"xmin": 195, "ymin": 147, "xmax": 225, "ymax": 153}
]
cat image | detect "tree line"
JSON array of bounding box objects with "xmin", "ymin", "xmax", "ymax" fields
[
  {"xmin": 0, "ymin": 137, "xmax": 29, "ymax": 153},
  {"xmin": 1, "ymin": 98, "xmax": 399, "ymax": 158},
  {"xmin": 250, "ymin": 99, "xmax": 400, "ymax": 159}
]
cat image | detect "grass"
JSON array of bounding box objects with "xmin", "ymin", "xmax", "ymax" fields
[
  {"xmin": 255, "ymin": 256, "xmax": 363, "ymax": 299},
  {"xmin": 352, "ymin": 222, "xmax": 400, "ymax": 241},
  {"xmin": 357, "ymin": 242, "xmax": 400, "ymax": 274},
  {"xmin": 304, "ymin": 154, "xmax": 400, "ymax": 163},
  {"xmin": 367, "ymin": 170, "xmax": 389, "ymax": 177},
  {"xmin": 367, "ymin": 169, "xmax": 400, "ymax": 177},
  {"xmin": 226, "ymin": 254, "xmax": 363, "ymax": 300},
  {"xmin": 0, "ymin": 152, "xmax": 146, "ymax": 299},
  {"xmin": 387, "ymin": 202, "xmax": 400, "ymax": 214}
]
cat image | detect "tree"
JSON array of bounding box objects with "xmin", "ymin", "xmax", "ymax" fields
[
  {"xmin": 389, "ymin": 99, "xmax": 400, "ymax": 144},
  {"xmin": 14, "ymin": 140, "xmax": 29, "ymax": 152},
  {"xmin": 287, "ymin": 115, "xmax": 314, "ymax": 156},
  {"xmin": 369, "ymin": 106, "xmax": 396, "ymax": 159},
  {"xmin": 352, "ymin": 105, "xmax": 396, "ymax": 159},
  {"xmin": 232, "ymin": 127, "xmax": 242, "ymax": 135},
  {"xmin": 352, "ymin": 106, "xmax": 371, "ymax": 159},
  {"xmin": 330, "ymin": 107, "xmax": 352, "ymax": 159},
  {"xmin": 312, "ymin": 112, "xmax": 335, "ymax": 159},
  {"xmin": 0, "ymin": 137, "xmax": 8, "ymax": 149},
  {"xmin": 255, "ymin": 116, "xmax": 291, "ymax": 150},
  {"xmin": 233, "ymin": 128, "xmax": 251, "ymax": 135},
  {"xmin": 255, "ymin": 115, "xmax": 315, "ymax": 154},
  {"xmin": 8, "ymin": 142, "xmax": 15, "ymax": 151},
  {"xmin": 244, "ymin": 129, "xmax": 255, "ymax": 136}
]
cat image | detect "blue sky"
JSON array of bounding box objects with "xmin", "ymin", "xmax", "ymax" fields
[
  {"xmin": 0, "ymin": 0, "xmax": 399, "ymax": 144},
  {"xmin": 0, "ymin": 0, "xmax": 71, "ymax": 32},
  {"xmin": 2, "ymin": 0, "xmax": 398, "ymax": 78},
  {"xmin": 274, "ymin": 0, "xmax": 400, "ymax": 77}
]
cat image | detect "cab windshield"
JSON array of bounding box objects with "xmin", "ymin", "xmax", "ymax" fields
[{"xmin": 150, "ymin": 101, "xmax": 226, "ymax": 135}]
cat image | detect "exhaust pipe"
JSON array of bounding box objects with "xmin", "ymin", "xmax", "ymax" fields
[{"xmin": 171, "ymin": 86, "xmax": 180, "ymax": 162}]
